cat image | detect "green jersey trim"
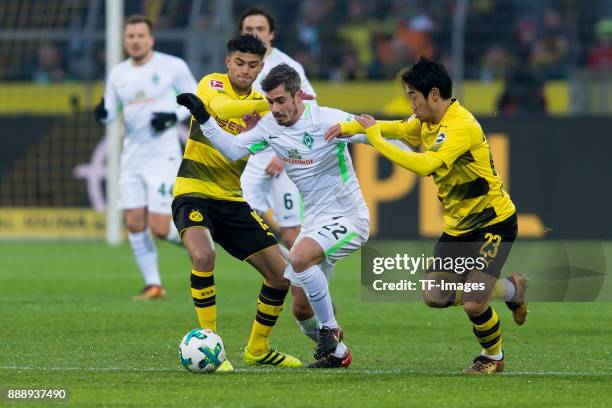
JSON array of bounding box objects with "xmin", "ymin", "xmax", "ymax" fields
[
  {"xmin": 337, "ymin": 142, "xmax": 348, "ymax": 183},
  {"xmin": 325, "ymin": 231, "xmax": 358, "ymax": 256}
]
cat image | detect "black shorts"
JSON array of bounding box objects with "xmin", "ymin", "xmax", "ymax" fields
[
  {"xmin": 428, "ymin": 213, "xmax": 518, "ymax": 279},
  {"xmin": 172, "ymin": 196, "xmax": 278, "ymax": 261}
]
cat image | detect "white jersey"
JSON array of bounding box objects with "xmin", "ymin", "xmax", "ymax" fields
[
  {"xmin": 103, "ymin": 52, "xmax": 197, "ymax": 171},
  {"xmin": 203, "ymin": 102, "xmax": 368, "ymax": 223},
  {"xmin": 249, "ymin": 47, "xmax": 316, "ymax": 165}
]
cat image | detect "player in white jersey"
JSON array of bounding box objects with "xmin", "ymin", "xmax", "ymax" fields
[
  {"xmin": 94, "ymin": 15, "xmax": 197, "ymax": 300},
  {"xmin": 238, "ymin": 6, "xmax": 323, "ymax": 347},
  {"xmin": 239, "ymin": 8, "xmax": 314, "ymax": 250},
  {"xmin": 175, "ymin": 64, "xmax": 413, "ymax": 368}
]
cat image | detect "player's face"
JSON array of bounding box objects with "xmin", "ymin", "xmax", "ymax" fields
[
  {"xmin": 123, "ymin": 23, "xmax": 154, "ymax": 61},
  {"xmin": 226, "ymin": 51, "xmax": 263, "ymax": 93},
  {"xmin": 265, "ymin": 85, "xmax": 300, "ymax": 126},
  {"xmin": 241, "ymin": 15, "xmax": 275, "ymax": 47},
  {"xmin": 404, "ymin": 85, "xmax": 434, "ymax": 122}
]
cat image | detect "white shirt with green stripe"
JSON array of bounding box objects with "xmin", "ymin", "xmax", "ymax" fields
[
  {"xmin": 103, "ymin": 52, "xmax": 197, "ymax": 171},
  {"xmin": 200, "ymin": 101, "xmax": 368, "ymax": 222}
]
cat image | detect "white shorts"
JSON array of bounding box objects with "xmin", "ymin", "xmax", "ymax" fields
[
  {"xmin": 118, "ymin": 158, "xmax": 180, "ymax": 214},
  {"xmin": 285, "ymin": 212, "xmax": 370, "ymax": 287},
  {"xmin": 241, "ymin": 152, "xmax": 301, "ymax": 228}
]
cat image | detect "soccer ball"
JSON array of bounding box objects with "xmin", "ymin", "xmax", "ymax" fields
[{"xmin": 178, "ymin": 328, "xmax": 226, "ymax": 373}]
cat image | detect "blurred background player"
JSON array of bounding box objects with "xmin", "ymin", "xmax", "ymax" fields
[
  {"xmin": 238, "ymin": 6, "xmax": 322, "ymax": 345},
  {"xmin": 93, "ymin": 15, "xmax": 197, "ymax": 300},
  {"xmin": 172, "ymin": 34, "xmax": 302, "ymax": 371},
  {"xmin": 239, "ymin": 7, "xmax": 315, "ymax": 250}
]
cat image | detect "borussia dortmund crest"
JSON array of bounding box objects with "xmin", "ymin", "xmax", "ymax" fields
[
  {"xmin": 303, "ymin": 133, "xmax": 314, "ymax": 149},
  {"xmin": 152, "ymin": 72, "xmax": 160, "ymax": 85},
  {"xmin": 189, "ymin": 209, "xmax": 203, "ymax": 222},
  {"xmin": 288, "ymin": 149, "xmax": 301, "ymax": 159}
]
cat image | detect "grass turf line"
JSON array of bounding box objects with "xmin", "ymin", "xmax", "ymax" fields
[{"xmin": 0, "ymin": 241, "xmax": 611, "ymax": 407}]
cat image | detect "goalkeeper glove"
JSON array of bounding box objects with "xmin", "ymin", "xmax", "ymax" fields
[
  {"xmin": 93, "ymin": 97, "xmax": 107, "ymax": 122},
  {"xmin": 151, "ymin": 112, "xmax": 178, "ymax": 131},
  {"xmin": 176, "ymin": 93, "xmax": 210, "ymax": 124}
]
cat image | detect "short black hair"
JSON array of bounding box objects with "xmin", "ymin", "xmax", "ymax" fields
[
  {"xmin": 401, "ymin": 58, "xmax": 453, "ymax": 99},
  {"xmin": 226, "ymin": 33, "xmax": 267, "ymax": 57},
  {"xmin": 261, "ymin": 63, "xmax": 301, "ymax": 96},
  {"xmin": 125, "ymin": 14, "xmax": 153, "ymax": 33},
  {"xmin": 239, "ymin": 7, "xmax": 276, "ymax": 33}
]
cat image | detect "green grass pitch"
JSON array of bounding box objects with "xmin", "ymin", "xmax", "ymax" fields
[{"xmin": 1, "ymin": 241, "xmax": 611, "ymax": 407}]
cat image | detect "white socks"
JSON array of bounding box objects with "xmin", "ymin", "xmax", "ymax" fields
[
  {"xmin": 504, "ymin": 277, "xmax": 516, "ymax": 301},
  {"xmin": 297, "ymin": 314, "xmax": 348, "ymax": 358},
  {"xmin": 277, "ymin": 244, "xmax": 291, "ymax": 261},
  {"xmin": 128, "ymin": 231, "xmax": 161, "ymax": 286},
  {"xmin": 333, "ymin": 341, "xmax": 348, "ymax": 358},
  {"xmin": 165, "ymin": 220, "xmax": 182, "ymax": 245},
  {"xmin": 297, "ymin": 315, "xmax": 319, "ymax": 342},
  {"xmin": 291, "ymin": 264, "xmax": 338, "ymax": 328},
  {"xmin": 481, "ymin": 349, "xmax": 503, "ymax": 361}
]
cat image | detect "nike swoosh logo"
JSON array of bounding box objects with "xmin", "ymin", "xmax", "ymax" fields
[{"xmin": 269, "ymin": 136, "xmax": 279, "ymax": 139}]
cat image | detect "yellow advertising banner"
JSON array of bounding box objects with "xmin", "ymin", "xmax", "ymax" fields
[{"xmin": 0, "ymin": 208, "xmax": 105, "ymax": 239}]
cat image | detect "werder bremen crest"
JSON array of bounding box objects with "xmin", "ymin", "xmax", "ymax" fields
[
  {"xmin": 303, "ymin": 133, "xmax": 314, "ymax": 149},
  {"xmin": 288, "ymin": 149, "xmax": 301, "ymax": 159}
]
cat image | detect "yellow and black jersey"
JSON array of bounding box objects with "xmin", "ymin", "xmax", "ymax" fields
[
  {"xmin": 396, "ymin": 100, "xmax": 515, "ymax": 235},
  {"xmin": 344, "ymin": 100, "xmax": 515, "ymax": 236},
  {"xmin": 427, "ymin": 101, "xmax": 515, "ymax": 235},
  {"xmin": 173, "ymin": 73, "xmax": 269, "ymax": 201}
]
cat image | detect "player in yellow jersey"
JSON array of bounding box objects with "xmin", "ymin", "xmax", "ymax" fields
[
  {"xmin": 172, "ymin": 34, "xmax": 301, "ymax": 370},
  {"xmin": 326, "ymin": 58, "xmax": 528, "ymax": 374}
]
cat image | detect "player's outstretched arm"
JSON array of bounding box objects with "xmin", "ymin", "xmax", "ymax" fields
[
  {"xmin": 177, "ymin": 93, "xmax": 211, "ymax": 123},
  {"xmin": 208, "ymin": 93, "xmax": 269, "ymax": 120},
  {"xmin": 177, "ymin": 93, "xmax": 265, "ymax": 161},
  {"xmin": 325, "ymin": 118, "xmax": 421, "ymax": 147},
  {"xmin": 357, "ymin": 115, "xmax": 443, "ymax": 176}
]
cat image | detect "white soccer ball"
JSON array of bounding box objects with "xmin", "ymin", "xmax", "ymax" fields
[{"xmin": 178, "ymin": 328, "xmax": 226, "ymax": 373}]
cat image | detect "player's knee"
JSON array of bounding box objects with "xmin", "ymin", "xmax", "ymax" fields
[
  {"xmin": 289, "ymin": 251, "xmax": 311, "ymax": 272},
  {"xmin": 423, "ymin": 291, "xmax": 451, "ymax": 308},
  {"xmin": 267, "ymin": 274, "xmax": 290, "ymax": 290},
  {"xmin": 190, "ymin": 247, "xmax": 216, "ymax": 271},
  {"xmin": 125, "ymin": 219, "xmax": 146, "ymax": 233},
  {"xmin": 463, "ymin": 301, "xmax": 488, "ymax": 318},
  {"xmin": 150, "ymin": 226, "xmax": 168, "ymax": 240}
]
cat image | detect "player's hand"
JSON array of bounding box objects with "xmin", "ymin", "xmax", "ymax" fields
[
  {"xmin": 265, "ymin": 156, "xmax": 284, "ymax": 177},
  {"xmin": 176, "ymin": 93, "xmax": 210, "ymax": 124},
  {"xmin": 237, "ymin": 111, "xmax": 262, "ymax": 132},
  {"xmin": 93, "ymin": 97, "xmax": 107, "ymax": 123},
  {"xmin": 355, "ymin": 114, "xmax": 377, "ymax": 130},
  {"xmin": 151, "ymin": 112, "xmax": 178, "ymax": 132},
  {"xmin": 298, "ymin": 90, "xmax": 315, "ymax": 100},
  {"xmin": 324, "ymin": 124, "xmax": 348, "ymax": 141}
]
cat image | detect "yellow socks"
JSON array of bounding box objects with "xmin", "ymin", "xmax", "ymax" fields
[
  {"xmin": 190, "ymin": 269, "xmax": 216, "ymax": 331},
  {"xmin": 470, "ymin": 306, "xmax": 502, "ymax": 356},
  {"xmin": 246, "ymin": 282, "xmax": 288, "ymax": 356}
]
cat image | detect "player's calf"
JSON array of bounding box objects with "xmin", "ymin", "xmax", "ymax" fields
[{"xmin": 422, "ymin": 272, "xmax": 461, "ymax": 308}]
